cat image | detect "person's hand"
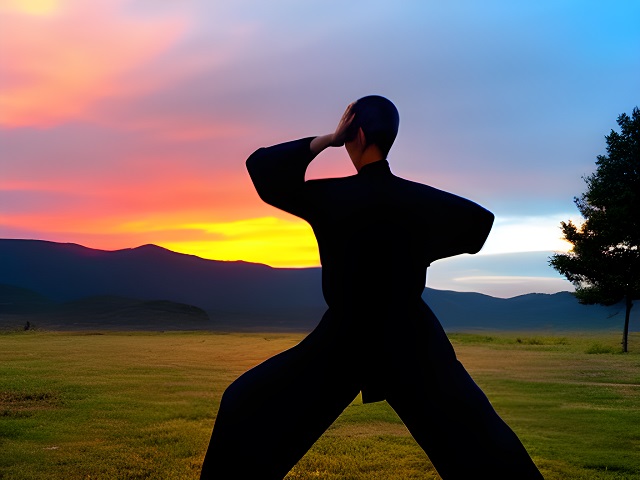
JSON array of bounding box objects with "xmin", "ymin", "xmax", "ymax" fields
[
  {"xmin": 330, "ymin": 102, "xmax": 356, "ymax": 147},
  {"xmin": 310, "ymin": 103, "xmax": 356, "ymax": 156}
]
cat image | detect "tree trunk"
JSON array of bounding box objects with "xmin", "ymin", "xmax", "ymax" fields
[{"xmin": 622, "ymin": 294, "xmax": 633, "ymax": 353}]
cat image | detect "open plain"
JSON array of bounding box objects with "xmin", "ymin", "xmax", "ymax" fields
[{"xmin": 1, "ymin": 330, "xmax": 639, "ymax": 479}]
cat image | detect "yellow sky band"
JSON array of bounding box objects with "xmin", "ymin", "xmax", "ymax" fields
[{"xmin": 159, "ymin": 216, "xmax": 320, "ymax": 268}]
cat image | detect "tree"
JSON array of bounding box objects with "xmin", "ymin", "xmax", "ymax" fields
[{"xmin": 550, "ymin": 107, "xmax": 640, "ymax": 352}]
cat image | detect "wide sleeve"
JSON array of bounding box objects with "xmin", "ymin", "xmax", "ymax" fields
[
  {"xmin": 428, "ymin": 191, "xmax": 495, "ymax": 262},
  {"xmin": 245, "ymin": 137, "xmax": 315, "ymax": 219}
]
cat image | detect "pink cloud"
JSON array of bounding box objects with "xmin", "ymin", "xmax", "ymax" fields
[{"xmin": 0, "ymin": 0, "xmax": 188, "ymax": 127}]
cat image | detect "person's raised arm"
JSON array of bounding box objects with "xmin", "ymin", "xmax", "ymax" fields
[{"xmin": 246, "ymin": 104, "xmax": 355, "ymax": 218}]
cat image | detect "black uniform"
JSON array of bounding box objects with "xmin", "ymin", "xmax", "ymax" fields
[{"xmin": 200, "ymin": 138, "xmax": 543, "ymax": 479}]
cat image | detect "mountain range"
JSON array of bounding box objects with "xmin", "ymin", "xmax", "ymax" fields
[{"xmin": 0, "ymin": 239, "xmax": 635, "ymax": 332}]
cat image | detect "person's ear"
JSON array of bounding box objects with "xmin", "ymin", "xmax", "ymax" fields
[{"xmin": 357, "ymin": 127, "xmax": 367, "ymax": 148}]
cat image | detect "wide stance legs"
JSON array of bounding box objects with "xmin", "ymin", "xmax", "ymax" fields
[{"xmin": 200, "ymin": 310, "xmax": 543, "ymax": 479}]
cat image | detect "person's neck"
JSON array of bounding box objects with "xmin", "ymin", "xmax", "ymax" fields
[{"xmin": 354, "ymin": 146, "xmax": 385, "ymax": 172}]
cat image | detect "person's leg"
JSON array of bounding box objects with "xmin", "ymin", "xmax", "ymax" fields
[
  {"xmin": 200, "ymin": 315, "xmax": 360, "ymax": 479},
  {"xmin": 385, "ymin": 304, "xmax": 543, "ymax": 479}
]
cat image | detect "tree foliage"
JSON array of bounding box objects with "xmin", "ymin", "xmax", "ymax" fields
[{"xmin": 550, "ymin": 107, "xmax": 640, "ymax": 351}]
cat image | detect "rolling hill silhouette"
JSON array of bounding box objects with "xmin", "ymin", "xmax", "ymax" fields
[
  {"xmin": 0, "ymin": 285, "xmax": 209, "ymax": 330},
  {"xmin": 0, "ymin": 239, "xmax": 635, "ymax": 331},
  {"xmin": 0, "ymin": 239, "xmax": 324, "ymax": 330}
]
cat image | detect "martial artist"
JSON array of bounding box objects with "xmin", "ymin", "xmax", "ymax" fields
[{"xmin": 200, "ymin": 96, "xmax": 543, "ymax": 479}]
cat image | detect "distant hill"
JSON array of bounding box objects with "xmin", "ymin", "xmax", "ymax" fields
[
  {"xmin": 0, "ymin": 285, "xmax": 209, "ymax": 331},
  {"xmin": 0, "ymin": 239, "xmax": 324, "ymax": 330},
  {"xmin": 423, "ymin": 289, "xmax": 628, "ymax": 331},
  {"xmin": 0, "ymin": 283, "xmax": 55, "ymax": 313},
  {"xmin": 0, "ymin": 239, "xmax": 636, "ymax": 332}
]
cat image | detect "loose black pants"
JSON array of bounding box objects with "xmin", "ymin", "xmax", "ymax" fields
[{"xmin": 200, "ymin": 305, "xmax": 543, "ymax": 479}]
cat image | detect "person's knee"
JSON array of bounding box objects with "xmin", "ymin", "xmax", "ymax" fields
[
  {"xmin": 219, "ymin": 371, "xmax": 265, "ymax": 416},
  {"xmin": 219, "ymin": 380, "xmax": 247, "ymax": 414}
]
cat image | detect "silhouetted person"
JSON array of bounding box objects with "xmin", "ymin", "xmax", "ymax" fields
[{"xmin": 200, "ymin": 96, "xmax": 543, "ymax": 479}]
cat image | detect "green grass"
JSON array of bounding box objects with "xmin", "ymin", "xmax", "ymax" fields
[{"xmin": 1, "ymin": 330, "xmax": 639, "ymax": 479}]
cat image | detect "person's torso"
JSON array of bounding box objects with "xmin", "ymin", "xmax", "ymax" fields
[{"xmin": 305, "ymin": 162, "xmax": 433, "ymax": 313}]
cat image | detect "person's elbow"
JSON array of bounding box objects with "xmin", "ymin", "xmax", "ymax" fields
[
  {"xmin": 467, "ymin": 208, "xmax": 494, "ymax": 254},
  {"xmin": 245, "ymin": 147, "xmax": 266, "ymax": 175}
]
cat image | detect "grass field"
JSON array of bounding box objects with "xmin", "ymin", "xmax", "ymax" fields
[{"xmin": 1, "ymin": 330, "xmax": 639, "ymax": 479}]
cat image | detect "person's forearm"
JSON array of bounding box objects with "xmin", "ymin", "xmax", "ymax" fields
[{"xmin": 309, "ymin": 133, "xmax": 336, "ymax": 157}]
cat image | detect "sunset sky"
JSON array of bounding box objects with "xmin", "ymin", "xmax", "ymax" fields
[{"xmin": 2, "ymin": 1, "xmax": 639, "ymax": 297}]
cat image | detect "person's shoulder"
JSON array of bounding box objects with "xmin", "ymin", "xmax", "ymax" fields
[
  {"xmin": 392, "ymin": 174, "xmax": 442, "ymax": 195},
  {"xmin": 392, "ymin": 174, "xmax": 479, "ymax": 208}
]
